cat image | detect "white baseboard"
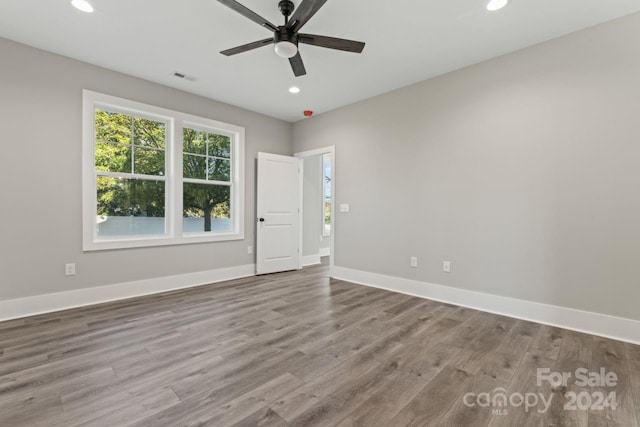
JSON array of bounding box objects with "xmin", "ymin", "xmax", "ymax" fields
[
  {"xmin": 302, "ymin": 254, "xmax": 321, "ymax": 267},
  {"xmin": 332, "ymin": 266, "xmax": 640, "ymax": 345},
  {"xmin": 319, "ymin": 247, "xmax": 330, "ymax": 257},
  {"xmin": 0, "ymin": 264, "xmax": 256, "ymax": 322}
]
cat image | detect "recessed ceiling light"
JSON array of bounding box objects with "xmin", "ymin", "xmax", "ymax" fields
[
  {"xmin": 486, "ymin": 0, "xmax": 509, "ymax": 11},
  {"xmin": 71, "ymin": 0, "xmax": 94, "ymax": 13},
  {"xmin": 289, "ymin": 86, "xmax": 301, "ymax": 94}
]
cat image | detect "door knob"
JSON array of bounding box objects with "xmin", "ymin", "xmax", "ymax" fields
[{"xmin": 259, "ymin": 218, "xmax": 265, "ymax": 222}]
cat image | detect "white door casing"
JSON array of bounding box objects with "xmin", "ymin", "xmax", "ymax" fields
[{"xmin": 256, "ymin": 152, "xmax": 303, "ymax": 275}]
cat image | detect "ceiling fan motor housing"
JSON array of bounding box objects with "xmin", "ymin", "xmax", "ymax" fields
[{"xmin": 274, "ymin": 27, "xmax": 299, "ymax": 46}]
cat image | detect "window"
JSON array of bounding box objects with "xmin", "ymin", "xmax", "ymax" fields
[
  {"xmin": 322, "ymin": 153, "xmax": 332, "ymax": 236},
  {"xmin": 83, "ymin": 91, "xmax": 244, "ymax": 250},
  {"xmin": 182, "ymin": 127, "xmax": 232, "ymax": 234}
]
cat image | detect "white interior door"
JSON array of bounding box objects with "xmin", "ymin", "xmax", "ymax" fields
[{"xmin": 256, "ymin": 152, "xmax": 302, "ymax": 275}]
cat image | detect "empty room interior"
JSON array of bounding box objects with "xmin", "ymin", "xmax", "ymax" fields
[{"xmin": 2, "ymin": 0, "xmax": 640, "ymax": 425}]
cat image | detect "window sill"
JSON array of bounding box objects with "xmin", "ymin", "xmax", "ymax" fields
[{"xmin": 83, "ymin": 232, "xmax": 245, "ymax": 252}]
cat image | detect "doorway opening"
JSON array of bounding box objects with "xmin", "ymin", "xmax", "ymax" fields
[{"xmin": 295, "ymin": 146, "xmax": 335, "ymax": 274}]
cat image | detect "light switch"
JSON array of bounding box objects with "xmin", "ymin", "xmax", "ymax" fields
[{"xmin": 339, "ymin": 203, "xmax": 350, "ymax": 213}]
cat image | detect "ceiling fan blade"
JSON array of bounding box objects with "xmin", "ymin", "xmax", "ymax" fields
[
  {"xmin": 221, "ymin": 38, "xmax": 274, "ymax": 56},
  {"xmin": 217, "ymin": 0, "xmax": 278, "ymax": 32},
  {"xmin": 286, "ymin": 0, "xmax": 328, "ymax": 32},
  {"xmin": 289, "ymin": 52, "xmax": 307, "ymax": 77},
  {"xmin": 299, "ymin": 34, "xmax": 365, "ymax": 53}
]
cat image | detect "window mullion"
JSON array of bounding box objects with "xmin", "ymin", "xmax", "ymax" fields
[
  {"xmin": 183, "ymin": 178, "xmax": 231, "ymax": 186},
  {"xmin": 172, "ymin": 119, "xmax": 182, "ymax": 238},
  {"xmin": 206, "ymin": 137, "xmax": 210, "ymax": 181},
  {"xmin": 130, "ymin": 116, "xmax": 135, "ymax": 174},
  {"xmin": 95, "ymin": 171, "xmax": 166, "ymax": 181}
]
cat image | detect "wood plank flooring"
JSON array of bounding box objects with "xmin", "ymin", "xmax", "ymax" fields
[{"xmin": 1, "ymin": 260, "xmax": 639, "ymax": 426}]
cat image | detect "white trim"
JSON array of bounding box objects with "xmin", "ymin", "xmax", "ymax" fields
[
  {"xmin": 294, "ymin": 146, "xmax": 334, "ymax": 158},
  {"xmin": 298, "ymin": 159, "xmax": 304, "ymax": 270},
  {"xmin": 332, "ymin": 266, "xmax": 640, "ymax": 345},
  {"xmin": 0, "ymin": 264, "xmax": 256, "ymax": 322},
  {"xmin": 294, "ymin": 146, "xmax": 335, "ymax": 277},
  {"xmin": 319, "ymin": 247, "xmax": 330, "ymax": 257},
  {"xmin": 302, "ymin": 254, "xmax": 321, "ymax": 267}
]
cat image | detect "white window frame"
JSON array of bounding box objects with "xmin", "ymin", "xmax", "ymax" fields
[{"xmin": 82, "ymin": 90, "xmax": 245, "ymax": 251}]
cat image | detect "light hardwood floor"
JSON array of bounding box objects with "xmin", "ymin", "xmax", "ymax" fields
[{"xmin": 1, "ymin": 260, "xmax": 639, "ymax": 426}]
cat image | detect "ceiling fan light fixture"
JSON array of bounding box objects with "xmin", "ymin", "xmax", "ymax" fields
[
  {"xmin": 486, "ymin": 0, "xmax": 509, "ymax": 11},
  {"xmin": 216, "ymin": 0, "xmax": 365, "ymax": 76},
  {"xmin": 274, "ymin": 41, "xmax": 298, "ymax": 59},
  {"xmin": 71, "ymin": 0, "xmax": 94, "ymax": 13}
]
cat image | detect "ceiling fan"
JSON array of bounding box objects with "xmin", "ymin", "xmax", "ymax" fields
[{"xmin": 217, "ymin": 0, "xmax": 366, "ymax": 77}]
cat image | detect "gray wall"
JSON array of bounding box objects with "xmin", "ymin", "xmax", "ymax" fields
[
  {"xmin": 292, "ymin": 13, "xmax": 640, "ymax": 321},
  {"xmin": 302, "ymin": 156, "xmax": 322, "ymax": 257},
  {"xmin": 0, "ymin": 37, "xmax": 292, "ymax": 301}
]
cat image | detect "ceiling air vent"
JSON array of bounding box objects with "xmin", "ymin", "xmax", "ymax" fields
[{"xmin": 171, "ymin": 71, "xmax": 196, "ymax": 82}]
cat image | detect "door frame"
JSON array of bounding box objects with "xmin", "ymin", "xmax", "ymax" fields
[{"xmin": 294, "ymin": 145, "xmax": 336, "ymax": 276}]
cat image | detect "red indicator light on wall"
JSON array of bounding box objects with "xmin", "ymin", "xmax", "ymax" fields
[{"xmin": 303, "ymin": 110, "xmax": 313, "ymax": 117}]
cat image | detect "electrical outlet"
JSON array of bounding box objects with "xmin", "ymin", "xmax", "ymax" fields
[
  {"xmin": 410, "ymin": 256, "xmax": 418, "ymax": 268},
  {"xmin": 65, "ymin": 263, "xmax": 76, "ymax": 276},
  {"xmin": 247, "ymin": 246, "xmax": 253, "ymax": 254},
  {"xmin": 443, "ymin": 261, "xmax": 451, "ymax": 273}
]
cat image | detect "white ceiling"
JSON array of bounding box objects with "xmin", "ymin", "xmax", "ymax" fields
[{"xmin": 1, "ymin": 0, "xmax": 640, "ymax": 122}]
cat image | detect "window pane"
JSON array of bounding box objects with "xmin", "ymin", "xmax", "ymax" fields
[
  {"xmin": 183, "ymin": 183, "xmax": 231, "ymax": 233},
  {"xmin": 96, "ymin": 177, "xmax": 165, "ymax": 237},
  {"xmin": 95, "ymin": 110, "xmax": 132, "ymax": 143},
  {"xmin": 183, "ymin": 154, "xmax": 206, "ymax": 180},
  {"xmin": 183, "ymin": 128, "xmax": 207, "ymax": 155},
  {"xmin": 134, "ymin": 118, "xmax": 166, "ymax": 149},
  {"xmin": 134, "ymin": 147, "xmax": 165, "ymax": 176},
  {"xmin": 96, "ymin": 141, "xmax": 132, "ymax": 173},
  {"xmin": 323, "ymin": 153, "xmax": 332, "ymax": 236},
  {"xmin": 208, "ymin": 134, "xmax": 231, "ymax": 158},
  {"xmin": 208, "ymin": 158, "xmax": 231, "ymax": 182},
  {"xmin": 324, "ymin": 197, "xmax": 331, "ymax": 233}
]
